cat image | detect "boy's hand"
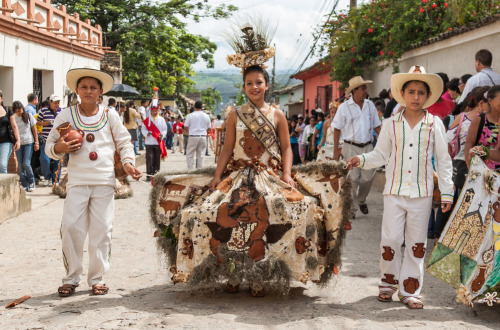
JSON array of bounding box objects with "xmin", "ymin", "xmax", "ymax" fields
[
  {"xmin": 346, "ymin": 156, "xmax": 360, "ymax": 170},
  {"xmin": 124, "ymin": 163, "xmax": 142, "ymax": 180}
]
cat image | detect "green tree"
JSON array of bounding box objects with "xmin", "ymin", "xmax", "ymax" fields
[
  {"xmin": 318, "ymin": 0, "xmax": 500, "ymax": 88},
  {"xmin": 201, "ymin": 87, "xmax": 222, "ymax": 114},
  {"xmin": 54, "ymin": 0, "xmax": 237, "ymax": 105}
]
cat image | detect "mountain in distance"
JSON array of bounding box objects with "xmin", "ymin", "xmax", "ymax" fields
[{"xmin": 192, "ymin": 69, "xmax": 302, "ymax": 108}]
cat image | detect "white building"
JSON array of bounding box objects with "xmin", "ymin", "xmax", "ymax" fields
[
  {"xmin": 272, "ymin": 83, "xmax": 304, "ymax": 118},
  {"xmin": 0, "ymin": 0, "xmax": 105, "ymax": 107}
]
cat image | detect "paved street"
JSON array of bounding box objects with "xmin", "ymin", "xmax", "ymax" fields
[{"xmin": 1, "ymin": 152, "xmax": 499, "ymax": 329}]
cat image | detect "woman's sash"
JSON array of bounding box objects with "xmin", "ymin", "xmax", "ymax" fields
[{"xmin": 236, "ymin": 103, "xmax": 281, "ymax": 161}]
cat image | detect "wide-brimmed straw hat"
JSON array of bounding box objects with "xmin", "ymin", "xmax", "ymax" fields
[
  {"xmin": 345, "ymin": 76, "xmax": 373, "ymax": 95},
  {"xmin": 391, "ymin": 65, "xmax": 443, "ymax": 109},
  {"xmin": 66, "ymin": 68, "xmax": 114, "ymax": 94}
]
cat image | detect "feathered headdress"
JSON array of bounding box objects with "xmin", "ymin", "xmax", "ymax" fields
[{"xmin": 223, "ymin": 17, "xmax": 277, "ymax": 71}]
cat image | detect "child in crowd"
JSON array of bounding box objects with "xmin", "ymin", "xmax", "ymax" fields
[
  {"xmin": 346, "ymin": 66, "xmax": 454, "ymax": 309},
  {"xmin": 46, "ymin": 68, "xmax": 141, "ymax": 297}
]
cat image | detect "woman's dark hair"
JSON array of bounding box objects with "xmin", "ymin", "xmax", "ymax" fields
[
  {"xmin": 468, "ymin": 86, "xmax": 489, "ymax": 109},
  {"xmin": 436, "ymin": 72, "xmax": 449, "ymax": 95},
  {"xmin": 76, "ymin": 76, "xmax": 103, "ymax": 89},
  {"xmin": 487, "ymin": 85, "xmax": 500, "ymax": 102},
  {"xmin": 123, "ymin": 100, "xmax": 135, "ymax": 125},
  {"xmin": 446, "ymin": 78, "xmax": 460, "ymax": 93},
  {"xmin": 401, "ymin": 80, "xmax": 430, "ymax": 94},
  {"xmin": 460, "ymin": 74, "xmax": 472, "ymax": 85},
  {"xmin": 12, "ymin": 101, "xmax": 29, "ymax": 124},
  {"xmin": 378, "ymin": 89, "xmax": 389, "ymax": 99},
  {"xmin": 243, "ymin": 65, "xmax": 269, "ymax": 84}
]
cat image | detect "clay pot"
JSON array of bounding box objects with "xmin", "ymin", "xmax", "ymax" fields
[
  {"xmin": 56, "ymin": 122, "xmax": 84, "ymax": 144},
  {"xmin": 382, "ymin": 246, "xmax": 395, "ymax": 261},
  {"xmin": 412, "ymin": 243, "xmax": 426, "ymax": 258},
  {"xmin": 471, "ymin": 265, "xmax": 489, "ymax": 293},
  {"xmin": 493, "ymin": 201, "xmax": 500, "ymax": 223},
  {"xmin": 403, "ymin": 277, "xmax": 419, "ymax": 294},
  {"xmin": 382, "ymin": 273, "xmax": 399, "ymax": 285}
]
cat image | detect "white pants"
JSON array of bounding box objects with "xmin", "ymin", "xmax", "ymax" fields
[
  {"xmin": 343, "ymin": 143, "xmax": 376, "ymax": 205},
  {"xmin": 186, "ymin": 136, "xmax": 206, "ymax": 170},
  {"xmin": 173, "ymin": 133, "xmax": 184, "ymax": 153},
  {"xmin": 61, "ymin": 185, "xmax": 115, "ymax": 287},
  {"xmin": 379, "ymin": 195, "xmax": 432, "ymax": 299}
]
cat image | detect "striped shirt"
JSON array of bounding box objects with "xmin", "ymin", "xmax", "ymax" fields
[
  {"xmin": 357, "ymin": 110, "xmax": 454, "ymax": 202},
  {"xmin": 37, "ymin": 107, "xmax": 61, "ymax": 138}
]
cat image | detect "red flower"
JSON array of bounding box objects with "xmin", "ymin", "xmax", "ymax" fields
[
  {"xmin": 448, "ymin": 27, "xmax": 452, "ymax": 31},
  {"xmin": 419, "ymin": 7, "xmax": 424, "ymax": 13},
  {"xmin": 368, "ymin": 28, "xmax": 374, "ymax": 33},
  {"xmin": 444, "ymin": 2, "xmax": 448, "ymax": 8},
  {"xmin": 351, "ymin": 58, "xmax": 357, "ymax": 63},
  {"xmin": 351, "ymin": 46, "xmax": 356, "ymax": 52},
  {"xmin": 422, "ymin": 0, "xmax": 428, "ymax": 3},
  {"xmin": 432, "ymin": 3, "xmax": 437, "ymax": 8},
  {"xmin": 379, "ymin": 50, "xmax": 384, "ymax": 55}
]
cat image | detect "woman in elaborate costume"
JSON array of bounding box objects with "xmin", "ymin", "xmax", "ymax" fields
[{"xmin": 149, "ymin": 20, "xmax": 352, "ymax": 296}]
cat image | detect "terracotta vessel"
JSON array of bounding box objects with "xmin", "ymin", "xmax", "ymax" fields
[
  {"xmin": 56, "ymin": 122, "xmax": 84, "ymax": 144},
  {"xmin": 382, "ymin": 246, "xmax": 395, "ymax": 261},
  {"xmin": 412, "ymin": 243, "xmax": 426, "ymax": 258}
]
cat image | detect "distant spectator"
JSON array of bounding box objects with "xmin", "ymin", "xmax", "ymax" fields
[
  {"xmin": 25, "ymin": 93, "xmax": 38, "ymax": 117},
  {"xmin": 383, "ymin": 89, "xmax": 398, "ymax": 118},
  {"xmin": 458, "ymin": 74, "xmax": 472, "ymax": 94},
  {"xmin": 108, "ymin": 98, "xmax": 116, "ymax": 112},
  {"xmin": 213, "ymin": 114, "xmax": 224, "ymax": 128},
  {"xmin": 172, "ymin": 117, "xmax": 184, "ymax": 153},
  {"xmin": 378, "ymin": 89, "xmax": 390, "ymax": 105},
  {"xmin": 0, "ymin": 90, "xmax": 21, "ymax": 173},
  {"xmin": 37, "ymin": 94, "xmax": 62, "ymax": 185},
  {"xmin": 446, "ymin": 78, "xmax": 461, "ymax": 102},
  {"xmin": 97, "ymin": 95, "xmax": 103, "ymax": 105},
  {"xmin": 137, "ymin": 99, "xmax": 147, "ymax": 151},
  {"xmin": 289, "ymin": 119, "xmax": 301, "ymax": 165},
  {"xmin": 123, "ymin": 100, "xmax": 142, "ymax": 155},
  {"xmin": 12, "ymin": 101, "xmax": 39, "ymax": 191},
  {"xmin": 458, "ymin": 49, "xmax": 500, "ymax": 104},
  {"xmin": 427, "ymin": 72, "xmax": 455, "ymax": 120}
]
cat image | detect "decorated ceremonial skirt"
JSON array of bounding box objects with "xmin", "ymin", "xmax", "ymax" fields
[
  {"xmin": 427, "ymin": 156, "xmax": 500, "ymax": 307},
  {"xmin": 149, "ymin": 161, "xmax": 352, "ymax": 292}
]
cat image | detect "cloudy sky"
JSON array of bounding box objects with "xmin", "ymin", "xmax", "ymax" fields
[{"xmin": 186, "ymin": 0, "xmax": 362, "ymax": 73}]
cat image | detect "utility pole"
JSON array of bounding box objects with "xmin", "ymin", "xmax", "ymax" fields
[
  {"xmin": 350, "ymin": 0, "xmax": 357, "ymax": 9},
  {"xmin": 271, "ymin": 43, "xmax": 276, "ymax": 104}
]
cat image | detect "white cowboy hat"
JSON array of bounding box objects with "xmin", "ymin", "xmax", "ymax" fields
[
  {"xmin": 345, "ymin": 76, "xmax": 373, "ymax": 95},
  {"xmin": 391, "ymin": 65, "xmax": 443, "ymax": 109},
  {"xmin": 66, "ymin": 68, "xmax": 114, "ymax": 94}
]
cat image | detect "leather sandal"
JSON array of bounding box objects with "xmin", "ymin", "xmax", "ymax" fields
[{"xmin": 58, "ymin": 284, "xmax": 77, "ymax": 297}]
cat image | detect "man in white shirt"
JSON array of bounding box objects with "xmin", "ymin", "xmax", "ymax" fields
[
  {"xmin": 141, "ymin": 105, "xmax": 168, "ymax": 179},
  {"xmin": 137, "ymin": 99, "xmax": 148, "ymax": 151},
  {"xmin": 213, "ymin": 114, "xmax": 224, "ymax": 128},
  {"xmin": 458, "ymin": 49, "xmax": 500, "ymax": 104},
  {"xmin": 184, "ymin": 101, "xmax": 211, "ymax": 169},
  {"xmin": 333, "ymin": 76, "xmax": 381, "ymax": 215}
]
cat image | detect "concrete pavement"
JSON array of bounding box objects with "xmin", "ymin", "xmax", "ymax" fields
[{"xmin": 0, "ymin": 151, "xmax": 499, "ymax": 329}]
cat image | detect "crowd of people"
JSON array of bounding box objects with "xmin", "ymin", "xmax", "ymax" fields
[{"xmin": 1, "ymin": 45, "xmax": 500, "ymax": 309}]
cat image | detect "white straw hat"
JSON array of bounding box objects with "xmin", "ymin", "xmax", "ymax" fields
[
  {"xmin": 345, "ymin": 76, "xmax": 373, "ymax": 95},
  {"xmin": 66, "ymin": 68, "xmax": 114, "ymax": 94},
  {"xmin": 391, "ymin": 65, "xmax": 443, "ymax": 109}
]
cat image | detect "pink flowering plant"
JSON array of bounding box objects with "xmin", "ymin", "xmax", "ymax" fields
[{"xmin": 317, "ymin": 0, "xmax": 500, "ymax": 88}]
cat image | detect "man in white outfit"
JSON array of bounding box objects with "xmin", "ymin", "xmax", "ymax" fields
[
  {"xmin": 184, "ymin": 101, "xmax": 211, "ymax": 169},
  {"xmin": 333, "ymin": 76, "xmax": 381, "ymax": 215}
]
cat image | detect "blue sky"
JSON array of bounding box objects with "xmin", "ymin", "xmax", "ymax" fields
[{"xmin": 185, "ymin": 0, "xmax": 362, "ymax": 72}]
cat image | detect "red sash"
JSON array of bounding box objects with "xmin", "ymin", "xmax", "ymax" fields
[{"xmin": 143, "ymin": 117, "xmax": 167, "ymax": 160}]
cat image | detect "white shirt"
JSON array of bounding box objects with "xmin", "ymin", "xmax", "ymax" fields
[
  {"xmin": 46, "ymin": 105, "xmax": 135, "ymax": 188},
  {"xmin": 301, "ymin": 124, "xmax": 315, "ymax": 144},
  {"xmin": 141, "ymin": 115, "xmax": 168, "ymax": 145},
  {"xmin": 332, "ymin": 98, "xmax": 381, "ymax": 144},
  {"xmin": 138, "ymin": 106, "xmax": 146, "ymax": 126},
  {"xmin": 184, "ymin": 110, "xmax": 211, "ymax": 136},
  {"xmin": 357, "ymin": 110, "xmax": 453, "ymax": 202},
  {"xmin": 458, "ymin": 68, "xmax": 500, "ymax": 104},
  {"xmin": 213, "ymin": 119, "xmax": 224, "ymax": 128}
]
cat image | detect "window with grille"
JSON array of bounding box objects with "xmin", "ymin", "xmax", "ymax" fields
[{"xmin": 33, "ymin": 70, "xmax": 42, "ymax": 108}]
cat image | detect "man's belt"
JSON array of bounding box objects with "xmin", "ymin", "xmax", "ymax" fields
[
  {"xmin": 189, "ymin": 135, "xmax": 206, "ymax": 137},
  {"xmin": 344, "ymin": 140, "xmax": 371, "ymax": 148}
]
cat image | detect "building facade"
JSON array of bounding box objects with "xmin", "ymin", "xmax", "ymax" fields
[
  {"xmin": 292, "ymin": 62, "xmax": 342, "ymax": 117},
  {"xmin": 0, "ymin": 0, "xmax": 105, "ymax": 107},
  {"xmin": 272, "ymin": 83, "xmax": 303, "ymax": 118}
]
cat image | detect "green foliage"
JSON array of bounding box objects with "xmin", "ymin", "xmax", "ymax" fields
[
  {"xmin": 54, "ymin": 0, "xmax": 237, "ymax": 97},
  {"xmin": 201, "ymin": 87, "xmax": 222, "ymax": 113},
  {"xmin": 318, "ymin": 0, "xmax": 500, "ymax": 88}
]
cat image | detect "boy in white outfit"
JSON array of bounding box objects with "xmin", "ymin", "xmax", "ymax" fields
[
  {"xmin": 347, "ymin": 66, "xmax": 454, "ymax": 309},
  {"xmin": 46, "ymin": 68, "xmax": 142, "ymax": 297}
]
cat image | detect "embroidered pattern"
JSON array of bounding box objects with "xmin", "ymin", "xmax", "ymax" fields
[{"xmin": 70, "ymin": 105, "xmax": 108, "ymax": 132}]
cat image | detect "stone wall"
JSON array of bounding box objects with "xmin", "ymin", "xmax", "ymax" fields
[{"xmin": 0, "ymin": 174, "xmax": 31, "ymax": 224}]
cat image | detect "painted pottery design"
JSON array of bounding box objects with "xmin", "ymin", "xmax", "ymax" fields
[
  {"xmin": 412, "ymin": 243, "xmax": 426, "ymax": 258},
  {"xmin": 382, "ymin": 246, "xmax": 395, "ymax": 261}
]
